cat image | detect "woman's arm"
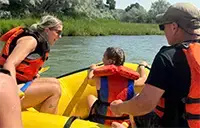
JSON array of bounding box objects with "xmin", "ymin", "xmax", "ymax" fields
[{"xmin": 3, "ymin": 36, "xmax": 37, "ymax": 84}]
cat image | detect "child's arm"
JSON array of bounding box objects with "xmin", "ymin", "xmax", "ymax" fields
[
  {"xmin": 88, "ymin": 64, "xmax": 97, "ymax": 79},
  {"xmin": 134, "ymin": 61, "xmax": 148, "ymax": 86},
  {"xmin": 88, "ymin": 64, "xmax": 99, "ymax": 87}
]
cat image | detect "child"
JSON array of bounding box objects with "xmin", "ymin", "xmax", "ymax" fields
[{"xmin": 87, "ymin": 47, "xmax": 148, "ymax": 127}]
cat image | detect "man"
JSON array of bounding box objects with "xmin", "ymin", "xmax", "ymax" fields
[
  {"xmin": 110, "ymin": 2, "xmax": 200, "ymax": 128},
  {"xmin": 0, "ymin": 69, "xmax": 23, "ymax": 128}
]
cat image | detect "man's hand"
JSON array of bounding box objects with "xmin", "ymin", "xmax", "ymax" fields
[
  {"xmin": 110, "ymin": 99, "xmax": 123, "ymax": 116},
  {"xmin": 111, "ymin": 122, "xmax": 127, "ymax": 128}
]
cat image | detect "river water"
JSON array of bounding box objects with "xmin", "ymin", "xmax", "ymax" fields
[
  {"xmin": 0, "ymin": 35, "xmax": 168, "ymax": 77},
  {"xmin": 44, "ymin": 35, "xmax": 168, "ymax": 77}
]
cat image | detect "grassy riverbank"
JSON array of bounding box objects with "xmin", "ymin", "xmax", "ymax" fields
[{"xmin": 0, "ymin": 17, "xmax": 163, "ymax": 36}]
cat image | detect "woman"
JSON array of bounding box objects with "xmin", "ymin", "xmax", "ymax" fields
[{"xmin": 0, "ymin": 15, "xmax": 63, "ymax": 114}]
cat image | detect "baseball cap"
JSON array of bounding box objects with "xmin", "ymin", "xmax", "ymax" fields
[{"xmin": 157, "ymin": 3, "xmax": 200, "ymax": 33}]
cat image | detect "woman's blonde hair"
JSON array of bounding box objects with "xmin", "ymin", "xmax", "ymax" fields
[{"xmin": 30, "ymin": 15, "xmax": 62, "ymax": 32}]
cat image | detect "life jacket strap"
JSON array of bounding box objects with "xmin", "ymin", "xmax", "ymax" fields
[
  {"xmin": 86, "ymin": 99, "xmax": 129, "ymax": 121},
  {"xmin": 1, "ymin": 54, "xmax": 8, "ymax": 59},
  {"xmin": 155, "ymin": 105, "xmax": 164, "ymax": 112},
  {"xmin": 183, "ymin": 112, "xmax": 200, "ymax": 120},
  {"xmin": 16, "ymin": 70, "xmax": 24, "ymax": 75},
  {"xmin": 21, "ymin": 60, "xmax": 30, "ymax": 65},
  {"xmin": 0, "ymin": 68, "xmax": 11, "ymax": 76},
  {"xmin": 97, "ymin": 99, "xmax": 110, "ymax": 106},
  {"xmin": 90, "ymin": 114, "xmax": 130, "ymax": 120},
  {"xmin": 64, "ymin": 116, "xmax": 79, "ymax": 128},
  {"xmin": 182, "ymin": 97, "xmax": 200, "ymax": 104},
  {"xmin": 1, "ymin": 54, "xmax": 30, "ymax": 65}
]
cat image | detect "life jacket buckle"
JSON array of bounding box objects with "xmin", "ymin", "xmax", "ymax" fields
[
  {"xmin": 182, "ymin": 43, "xmax": 190, "ymax": 49},
  {"xmin": 182, "ymin": 97, "xmax": 187, "ymax": 103},
  {"xmin": 182, "ymin": 97, "xmax": 193, "ymax": 104},
  {"xmin": 182, "ymin": 97, "xmax": 200, "ymax": 104},
  {"xmin": 182, "ymin": 113, "xmax": 187, "ymax": 119},
  {"xmin": 182, "ymin": 112, "xmax": 200, "ymax": 120}
]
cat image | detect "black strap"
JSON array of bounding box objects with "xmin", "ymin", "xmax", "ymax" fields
[
  {"xmin": 0, "ymin": 68, "xmax": 11, "ymax": 76},
  {"xmin": 138, "ymin": 64, "xmax": 151, "ymax": 70},
  {"xmin": 2, "ymin": 54, "xmax": 30, "ymax": 66},
  {"xmin": 86, "ymin": 99, "xmax": 129, "ymax": 121},
  {"xmin": 97, "ymin": 91, "xmax": 110, "ymax": 106},
  {"xmin": 2, "ymin": 54, "xmax": 30, "ymax": 65},
  {"xmin": 16, "ymin": 70, "xmax": 24, "ymax": 75},
  {"xmin": 98, "ymin": 100, "xmax": 110, "ymax": 106},
  {"xmin": 90, "ymin": 114, "xmax": 129, "ymax": 120},
  {"xmin": 63, "ymin": 116, "xmax": 79, "ymax": 128},
  {"xmin": 2, "ymin": 54, "xmax": 8, "ymax": 59},
  {"xmin": 182, "ymin": 97, "xmax": 200, "ymax": 104},
  {"xmin": 183, "ymin": 113, "xmax": 200, "ymax": 120},
  {"xmin": 86, "ymin": 100, "xmax": 98, "ymax": 120},
  {"xmin": 21, "ymin": 60, "xmax": 30, "ymax": 65},
  {"xmin": 176, "ymin": 40, "xmax": 200, "ymax": 49},
  {"xmin": 183, "ymin": 40, "xmax": 200, "ymax": 43},
  {"xmin": 156, "ymin": 105, "xmax": 164, "ymax": 112}
]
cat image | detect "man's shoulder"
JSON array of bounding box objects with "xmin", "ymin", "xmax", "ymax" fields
[
  {"xmin": 159, "ymin": 45, "xmax": 177, "ymax": 54},
  {"xmin": 157, "ymin": 45, "xmax": 183, "ymax": 58}
]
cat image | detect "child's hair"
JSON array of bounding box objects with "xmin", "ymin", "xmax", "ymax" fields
[{"xmin": 105, "ymin": 47, "xmax": 125, "ymax": 66}]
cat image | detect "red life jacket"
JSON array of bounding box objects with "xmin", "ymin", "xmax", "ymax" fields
[
  {"xmin": 89, "ymin": 65, "xmax": 139, "ymax": 126},
  {"xmin": 154, "ymin": 42, "xmax": 200, "ymax": 128},
  {"xmin": 0, "ymin": 26, "xmax": 49, "ymax": 83}
]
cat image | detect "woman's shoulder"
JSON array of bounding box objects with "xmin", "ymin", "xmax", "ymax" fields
[{"xmin": 17, "ymin": 36, "xmax": 37, "ymax": 48}]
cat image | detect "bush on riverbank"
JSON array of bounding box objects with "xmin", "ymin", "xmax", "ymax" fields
[{"xmin": 0, "ymin": 17, "xmax": 163, "ymax": 36}]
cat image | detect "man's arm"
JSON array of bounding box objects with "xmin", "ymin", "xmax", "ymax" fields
[
  {"xmin": 111, "ymin": 52, "xmax": 168, "ymax": 116},
  {"xmin": 111, "ymin": 84, "xmax": 164, "ymax": 116}
]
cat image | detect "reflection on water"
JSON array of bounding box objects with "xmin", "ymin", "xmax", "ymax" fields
[{"xmin": 0, "ymin": 35, "xmax": 168, "ymax": 77}]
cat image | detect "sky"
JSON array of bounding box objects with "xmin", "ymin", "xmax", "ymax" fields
[{"xmin": 103, "ymin": 0, "xmax": 200, "ymax": 10}]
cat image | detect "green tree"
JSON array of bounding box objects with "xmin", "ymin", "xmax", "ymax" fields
[
  {"xmin": 147, "ymin": 0, "xmax": 171, "ymax": 23},
  {"xmin": 3, "ymin": 0, "xmax": 30, "ymax": 17},
  {"xmin": 122, "ymin": 3, "xmax": 147, "ymax": 23},
  {"xmin": 125, "ymin": 2, "xmax": 140, "ymax": 12},
  {"xmin": 106, "ymin": 0, "xmax": 116, "ymax": 10}
]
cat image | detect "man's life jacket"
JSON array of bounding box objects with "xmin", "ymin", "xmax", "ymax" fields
[
  {"xmin": 88, "ymin": 65, "xmax": 140, "ymax": 126},
  {"xmin": 154, "ymin": 41, "xmax": 200, "ymax": 128},
  {"xmin": 0, "ymin": 26, "xmax": 49, "ymax": 83}
]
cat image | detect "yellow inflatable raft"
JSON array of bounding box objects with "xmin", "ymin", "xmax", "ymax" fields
[{"xmin": 22, "ymin": 62, "xmax": 150, "ymax": 128}]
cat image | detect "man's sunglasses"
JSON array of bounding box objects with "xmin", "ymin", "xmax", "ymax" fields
[
  {"xmin": 159, "ymin": 22, "xmax": 179, "ymax": 31},
  {"xmin": 159, "ymin": 24, "xmax": 165, "ymax": 31}
]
